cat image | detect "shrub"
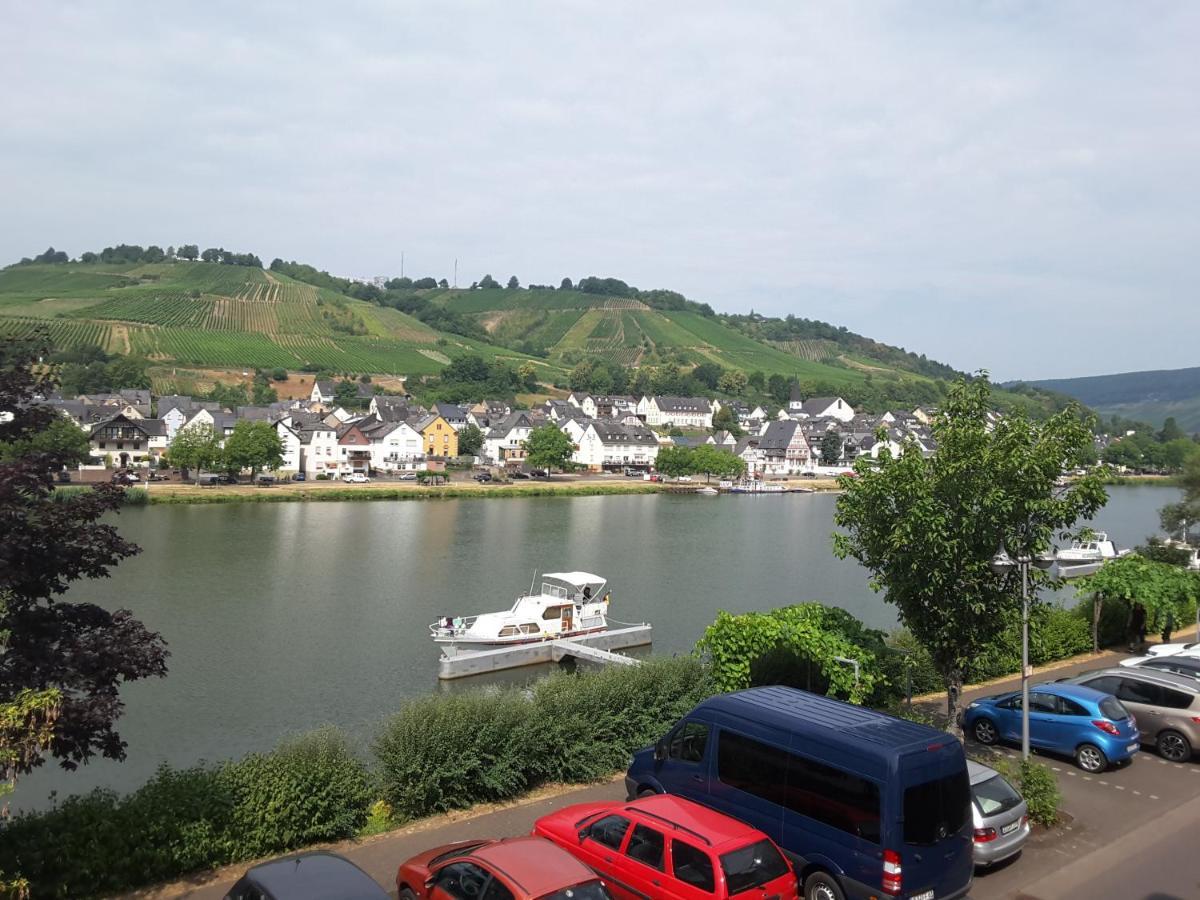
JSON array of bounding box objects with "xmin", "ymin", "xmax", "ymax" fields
[
  {"xmin": 220, "ymin": 727, "xmax": 371, "ymax": 859},
  {"xmin": 0, "ymin": 728, "xmax": 369, "ymax": 897},
  {"xmin": 1030, "ymin": 605, "xmax": 1092, "ymax": 664},
  {"xmin": 374, "ymin": 657, "xmax": 711, "ymax": 822},
  {"xmin": 1018, "ymin": 758, "xmax": 1061, "ymax": 826}
]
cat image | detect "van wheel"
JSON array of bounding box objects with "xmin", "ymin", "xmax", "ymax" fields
[
  {"xmin": 399, "ymin": 888, "xmax": 417, "ymax": 900},
  {"xmin": 972, "ymin": 718, "xmax": 998, "ymax": 745},
  {"xmin": 638, "ymin": 787, "xmax": 659, "ymax": 798},
  {"xmin": 1157, "ymin": 730, "xmax": 1192, "ymax": 763},
  {"xmin": 804, "ymin": 871, "xmax": 845, "ymax": 900},
  {"xmin": 1075, "ymin": 743, "xmax": 1108, "ymax": 773}
]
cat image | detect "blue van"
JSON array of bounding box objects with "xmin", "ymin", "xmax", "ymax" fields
[{"xmin": 625, "ymin": 687, "xmax": 973, "ymax": 900}]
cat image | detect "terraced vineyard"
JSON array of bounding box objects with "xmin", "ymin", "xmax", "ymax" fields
[{"xmin": 0, "ymin": 262, "xmax": 548, "ymax": 377}]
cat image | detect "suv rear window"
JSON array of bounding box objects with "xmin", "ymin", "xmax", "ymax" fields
[
  {"xmin": 1099, "ymin": 696, "xmax": 1129, "ymax": 720},
  {"xmin": 972, "ymin": 774, "xmax": 1022, "ymax": 817},
  {"xmin": 903, "ymin": 771, "xmax": 969, "ymax": 846},
  {"xmin": 719, "ymin": 840, "xmax": 790, "ymax": 895}
]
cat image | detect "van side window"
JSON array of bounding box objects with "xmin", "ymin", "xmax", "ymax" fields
[
  {"xmin": 587, "ymin": 814, "xmax": 631, "ymax": 850},
  {"xmin": 670, "ymin": 722, "xmax": 709, "ymax": 763},
  {"xmin": 785, "ymin": 753, "xmax": 881, "ymax": 844},
  {"xmin": 717, "ymin": 731, "xmax": 788, "ymax": 802}
]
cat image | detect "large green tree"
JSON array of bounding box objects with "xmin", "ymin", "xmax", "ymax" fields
[
  {"xmin": 458, "ymin": 424, "xmax": 484, "ymax": 458},
  {"xmin": 654, "ymin": 445, "xmax": 694, "ymax": 478},
  {"xmin": 522, "ymin": 425, "xmax": 575, "ymax": 473},
  {"xmin": 1078, "ymin": 554, "xmax": 1200, "ymax": 650},
  {"xmin": 691, "ymin": 444, "xmax": 747, "ymax": 482},
  {"xmin": 222, "ymin": 420, "xmax": 285, "ymax": 477},
  {"xmin": 834, "ymin": 377, "xmax": 1106, "ymax": 728},
  {"xmin": 0, "ymin": 417, "xmax": 89, "ymax": 468},
  {"xmin": 820, "ymin": 431, "xmax": 843, "ymax": 466},
  {"xmin": 165, "ymin": 424, "xmax": 224, "ymax": 482}
]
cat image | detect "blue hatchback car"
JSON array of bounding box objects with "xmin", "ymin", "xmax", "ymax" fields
[{"xmin": 963, "ymin": 683, "xmax": 1139, "ymax": 773}]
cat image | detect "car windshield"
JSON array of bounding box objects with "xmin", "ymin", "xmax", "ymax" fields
[
  {"xmin": 1099, "ymin": 697, "xmax": 1129, "ymax": 720},
  {"xmin": 903, "ymin": 770, "xmax": 969, "ymax": 846},
  {"xmin": 539, "ymin": 880, "xmax": 614, "ymax": 900},
  {"xmin": 719, "ymin": 840, "xmax": 790, "ymax": 894},
  {"xmin": 973, "ymin": 774, "xmax": 1022, "ymax": 817}
]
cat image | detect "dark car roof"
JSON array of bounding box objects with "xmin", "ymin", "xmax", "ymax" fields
[
  {"xmin": 696, "ymin": 686, "xmax": 951, "ymax": 759},
  {"xmin": 241, "ymin": 852, "xmax": 388, "ymax": 900}
]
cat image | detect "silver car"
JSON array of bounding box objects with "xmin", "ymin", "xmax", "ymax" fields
[{"xmin": 969, "ymin": 760, "xmax": 1029, "ymax": 868}]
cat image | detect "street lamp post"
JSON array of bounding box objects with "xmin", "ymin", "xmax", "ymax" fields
[{"xmin": 991, "ymin": 545, "xmax": 1055, "ymax": 760}]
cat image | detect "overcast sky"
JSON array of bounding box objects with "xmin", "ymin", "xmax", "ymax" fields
[{"xmin": 3, "ymin": 2, "xmax": 1196, "ymax": 380}]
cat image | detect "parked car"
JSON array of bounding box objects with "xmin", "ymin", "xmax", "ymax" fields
[
  {"xmin": 215, "ymin": 473, "xmax": 238, "ymax": 485},
  {"xmin": 196, "ymin": 473, "xmax": 220, "ymax": 487},
  {"xmin": 964, "ymin": 682, "xmax": 1139, "ymax": 772},
  {"xmin": 1119, "ymin": 653, "xmax": 1200, "ymax": 681},
  {"xmin": 534, "ymin": 793, "xmax": 796, "ymax": 900},
  {"xmin": 397, "ymin": 836, "xmax": 613, "ymax": 900},
  {"xmin": 510, "ymin": 470, "xmax": 530, "ymax": 479},
  {"xmin": 254, "ymin": 473, "xmax": 277, "ymax": 486},
  {"xmin": 146, "ymin": 472, "xmax": 169, "ymax": 482},
  {"xmin": 800, "ymin": 471, "xmax": 818, "ymax": 478},
  {"xmin": 1060, "ymin": 667, "xmax": 1200, "ymax": 762},
  {"xmin": 347, "ymin": 472, "xmax": 370, "ymax": 483},
  {"xmin": 292, "ymin": 471, "xmax": 306, "ymax": 482},
  {"xmin": 111, "ymin": 470, "xmax": 139, "ymax": 484},
  {"xmin": 226, "ymin": 851, "xmax": 388, "ymax": 900},
  {"xmin": 55, "ymin": 469, "xmax": 71, "ymax": 483},
  {"xmin": 473, "ymin": 472, "xmax": 493, "ymax": 483},
  {"xmin": 626, "ymin": 686, "xmax": 974, "ymax": 900},
  {"xmin": 968, "ymin": 760, "xmax": 1029, "ymax": 868},
  {"xmin": 529, "ymin": 469, "xmax": 548, "ymax": 478},
  {"xmin": 398, "ymin": 472, "xmax": 418, "ymax": 480},
  {"xmin": 1146, "ymin": 641, "xmax": 1200, "ymax": 657}
]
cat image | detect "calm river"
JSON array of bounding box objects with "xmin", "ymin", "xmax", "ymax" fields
[{"xmin": 14, "ymin": 484, "xmax": 1178, "ymax": 810}]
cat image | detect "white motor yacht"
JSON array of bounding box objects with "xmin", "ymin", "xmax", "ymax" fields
[
  {"xmin": 429, "ymin": 572, "xmax": 611, "ymax": 647},
  {"xmin": 1055, "ymin": 532, "xmax": 1129, "ymax": 570}
]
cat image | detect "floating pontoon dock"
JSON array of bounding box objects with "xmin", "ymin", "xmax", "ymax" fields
[{"xmin": 437, "ymin": 624, "xmax": 652, "ymax": 680}]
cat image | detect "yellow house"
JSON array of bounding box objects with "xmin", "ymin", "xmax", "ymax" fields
[{"xmin": 416, "ymin": 414, "xmax": 458, "ymax": 458}]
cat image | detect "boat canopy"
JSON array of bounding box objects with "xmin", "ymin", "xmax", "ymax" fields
[{"xmin": 540, "ymin": 571, "xmax": 607, "ymax": 600}]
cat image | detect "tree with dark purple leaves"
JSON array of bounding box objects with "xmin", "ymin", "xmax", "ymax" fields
[{"xmin": 0, "ymin": 333, "xmax": 168, "ymax": 773}]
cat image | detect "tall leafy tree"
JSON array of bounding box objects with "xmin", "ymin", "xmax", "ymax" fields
[
  {"xmin": 654, "ymin": 446, "xmax": 694, "ymax": 477},
  {"xmin": 834, "ymin": 377, "xmax": 1106, "ymax": 729},
  {"xmin": 223, "ymin": 420, "xmax": 285, "ymax": 477},
  {"xmin": 458, "ymin": 424, "xmax": 484, "ymax": 458},
  {"xmin": 0, "ymin": 334, "xmax": 168, "ymax": 772},
  {"xmin": 1077, "ymin": 554, "xmax": 1200, "ymax": 651},
  {"xmin": 820, "ymin": 430, "xmax": 843, "ymax": 466},
  {"xmin": 522, "ymin": 425, "xmax": 575, "ymax": 473},
  {"xmin": 691, "ymin": 444, "xmax": 746, "ymax": 482},
  {"xmin": 165, "ymin": 424, "xmax": 223, "ymax": 482}
]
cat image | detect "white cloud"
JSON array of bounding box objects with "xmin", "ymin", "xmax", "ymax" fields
[{"xmin": 1, "ymin": 0, "xmax": 1197, "ymax": 378}]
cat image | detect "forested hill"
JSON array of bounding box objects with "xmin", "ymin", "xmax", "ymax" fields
[
  {"xmin": 1024, "ymin": 367, "xmax": 1200, "ymax": 431},
  {"xmin": 0, "ymin": 245, "xmax": 1071, "ymax": 415}
]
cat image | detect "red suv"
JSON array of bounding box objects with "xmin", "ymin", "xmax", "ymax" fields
[
  {"xmin": 533, "ymin": 794, "xmax": 797, "ymax": 900},
  {"xmin": 397, "ymin": 836, "xmax": 615, "ymax": 900}
]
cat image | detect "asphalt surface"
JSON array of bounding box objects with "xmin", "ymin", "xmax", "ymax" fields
[{"xmin": 142, "ymin": 643, "xmax": 1200, "ymax": 900}]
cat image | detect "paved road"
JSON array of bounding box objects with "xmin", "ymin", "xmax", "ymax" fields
[{"xmin": 145, "ymin": 645, "xmax": 1200, "ymax": 900}]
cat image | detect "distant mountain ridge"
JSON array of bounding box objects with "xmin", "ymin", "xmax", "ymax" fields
[{"xmin": 1023, "ymin": 367, "xmax": 1200, "ymax": 431}]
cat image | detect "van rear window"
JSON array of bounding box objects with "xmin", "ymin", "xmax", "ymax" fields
[{"xmin": 903, "ymin": 770, "xmax": 969, "ymax": 846}]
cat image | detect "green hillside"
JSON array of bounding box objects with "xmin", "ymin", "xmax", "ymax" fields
[
  {"xmin": 1025, "ymin": 367, "xmax": 1200, "ymax": 431},
  {"xmin": 0, "ymin": 262, "xmax": 547, "ymax": 378}
]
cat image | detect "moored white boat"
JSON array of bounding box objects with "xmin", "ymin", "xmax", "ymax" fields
[
  {"xmin": 430, "ymin": 572, "xmax": 612, "ymax": 647},
  {"xmin": 695, "ymin": 486, "xmax": 719, "ymax": 495},
  {"xmin": 1055, "ymin": 532, "xmax": 1129, "ymax": 573}
]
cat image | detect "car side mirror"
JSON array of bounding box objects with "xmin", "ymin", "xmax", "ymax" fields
[
  {"xmin": 425, "ymin": 876, "xmax": 437, "ymax": 890},
  {"xmin": 654, "ymin": 739, "xmax": 667, "ymax": 762},
  {"xmin": 578, "ymin": 827, "xmax": 590, "ymax": 843}
]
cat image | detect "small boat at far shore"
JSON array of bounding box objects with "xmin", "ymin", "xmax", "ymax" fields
[
  {"xmin": 429, "ymin": 572, "xmax": 611, "ymax": 647},
  {"xmin": 695, "ymin": 486, "xmax": 719, "ymax": 495}
]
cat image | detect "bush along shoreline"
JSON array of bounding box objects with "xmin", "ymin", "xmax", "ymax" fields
[
  {"xmin": 0, "ymin": 658, "xmax": 712, "ymax": 898},
  {"xmin": 0, "ymin": 599, "xmax": 1096, "ymax": 898}
]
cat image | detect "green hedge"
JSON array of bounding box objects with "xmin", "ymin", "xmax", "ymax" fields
[
  {"xmin": 0, "ymin": 728, "xmax": 371, "ymax": 898},
  {"xmin": 375, "ymin": 657, "xmax": 712, "ymax": 821}
]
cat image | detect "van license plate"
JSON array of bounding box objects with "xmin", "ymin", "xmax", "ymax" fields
[
  {"xmin": 1001, "ymin": 820, "xmax": 1019, "ymax": 835},
  {"xmin": 1127, "ymin": 743, "xmax": 1138, "ymax": 752},
  {"xmin": 912, "ymin": 891, "xmax": 934, "ymax": 900}
]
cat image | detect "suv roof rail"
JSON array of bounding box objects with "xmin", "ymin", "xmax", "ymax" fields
[{"xmin": 624, "ymin": 807, "xmax": 713, "ymax": 846}]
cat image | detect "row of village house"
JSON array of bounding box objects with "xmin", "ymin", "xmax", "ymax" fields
[{"xmin": 45, "ymin": 383, "xmax": 942, "ymax": 479}]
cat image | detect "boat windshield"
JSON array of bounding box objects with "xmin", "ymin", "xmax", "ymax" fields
[{"xmin": 540, "ymin": 573, "xmax": 606, "ymax": 601}]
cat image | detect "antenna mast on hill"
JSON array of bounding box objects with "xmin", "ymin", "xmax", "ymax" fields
[
  {"xmin": 454, "ymin": 258, "xmax": 458, "ymax": 288},
  {"xmin": 401, "ymin": 251, "xmax": 405, "ymax": 278}
]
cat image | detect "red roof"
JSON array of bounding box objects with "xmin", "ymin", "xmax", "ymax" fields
[
  {"xmin": 622, "ymin": 794, "xmax": 765, "ymax": 852},
  {"xmin": 473, "ymin": 836, "xmax": 597, "ymax": 898}
]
